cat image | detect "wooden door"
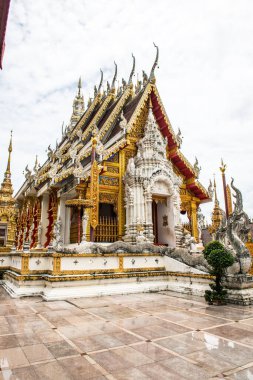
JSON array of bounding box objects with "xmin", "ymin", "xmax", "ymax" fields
[{"xmin": 152, "ymin": 200, "xmax": 158, "ymax": 244}]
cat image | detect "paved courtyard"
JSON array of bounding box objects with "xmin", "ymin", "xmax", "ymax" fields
[{"xmin": 0, "ymin": 287, "xmax": 253, "ymax": 379}]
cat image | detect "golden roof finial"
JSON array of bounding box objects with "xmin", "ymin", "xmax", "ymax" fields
[
  {"xmin": 6, "ymin": 130, "xmax": 13, "ymax": 175},
  {"xmin": 220, "ymin": 158, "xmax": 226, "ymax": 173}
]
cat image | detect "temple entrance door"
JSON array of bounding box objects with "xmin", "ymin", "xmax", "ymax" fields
[
  {"xmin": 152, "ymin": 195, "xmax": 175, "ymax": 246},
  {"xmin": 152, "ymin": 200, "xmax": 158, "ymax": 244},
  {"xmin": 70, "ymin": 207, "xmax": 83, "ymax": 244},
  {"xmin": 95, "ymin": 203, "xmax": 118, "ymax": 242}
]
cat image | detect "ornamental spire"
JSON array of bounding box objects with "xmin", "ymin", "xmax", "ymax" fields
[
  {"xmin": 208, "ymin": 176, "xmax": 223, "ymax": 235},
  {"xmin": 5, "ymin": 130, "xmax": 12, "ymax": 177},
  {"xmin": 70, "ymin": 77, "xmax": 85, "ymax": 126},
  {"xmin": 0, "ymin": 131, "xmax": 14, "ymax": 198},
  {"xmin": 213, "ymin": 176, "xmax": 219, "ymax": 206}
]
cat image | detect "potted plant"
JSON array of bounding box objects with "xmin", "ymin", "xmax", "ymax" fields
[{"xmin": 203, "ymin": 241, "xmax": 235, "ymax": 305}]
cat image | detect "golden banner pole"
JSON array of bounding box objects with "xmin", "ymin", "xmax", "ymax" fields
[{"xmin": 219, "ymin": 159, "xmax": 229, "ymax": 219}]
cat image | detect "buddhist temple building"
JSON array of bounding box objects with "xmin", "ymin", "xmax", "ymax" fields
[
  {"xmin": 0, "ymin": 49, "xmax": 218, "ymax": 300},
  {"xmin": 13, "ymin": 50, "xmax": 210, "ymax": 252}
]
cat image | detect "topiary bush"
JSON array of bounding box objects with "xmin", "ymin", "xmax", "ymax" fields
[
  {"xmin": 203, "ymin": 243, "xmax": 235, "ymax": 305},
  {"xmin": 203, "ymin": 240, "xmax": 225, "ymax": 259}
]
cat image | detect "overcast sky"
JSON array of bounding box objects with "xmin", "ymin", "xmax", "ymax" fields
[{"xmin": 0, "ymin": 0, "xmax": 253, "ymax": 222}]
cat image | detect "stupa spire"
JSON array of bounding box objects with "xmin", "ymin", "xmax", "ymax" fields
[
  {"xmin": 6, "ymin": 130, "xmax": 12, "ymax": 174},
  {"xmin": 0, "ymin": 131, "xmax": 14, "ymax": 198},
  {"xmin": 208, "ymin": 176, "xmax": 223, "ymax": 235},
  {"xmin": 213, "ymin": 177, "xmax": 219, "ymax": 206}
]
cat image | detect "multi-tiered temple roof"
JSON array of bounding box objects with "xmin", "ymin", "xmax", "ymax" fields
[{"xmin": 16, "ymin": 47, "xmax": 210, "ymax": 203}]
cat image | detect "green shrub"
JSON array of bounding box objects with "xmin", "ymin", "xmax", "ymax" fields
[
  {"xmin": 203, "ymin": 241, "xmax": 225, "ymax": 259},
  {"xmin": 204, "ymin": 243, "xmax": 235, "ymax": 305}
]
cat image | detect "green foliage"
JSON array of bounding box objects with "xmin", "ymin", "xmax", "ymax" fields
[
  {"xmin": 203, "ymin": 242, "xmax": 235, "ymax": 305},
  {"xmin": 203, "ymin": 240, "xmax": 225, "ymax": 259},
  {"xmin": 206, "ymin": 249, "xmax": 235, "ymax": 275}
]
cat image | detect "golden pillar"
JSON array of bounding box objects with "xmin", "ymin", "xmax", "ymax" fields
[
  {"xmin": 190, "ymin": 201, "xmax": 199, "ymax": 242},
  {"xmin": 89, "ymin": 130, "xmax": 98, "ymax": 242},
  {"xmin": 118, "ymin": 150, "xmax": 125, "ymax": 239}
]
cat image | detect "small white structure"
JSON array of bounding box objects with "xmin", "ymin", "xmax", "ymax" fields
[{"xmin": 123, "ymin": 106, "xmax": 181, "ymax": 246}]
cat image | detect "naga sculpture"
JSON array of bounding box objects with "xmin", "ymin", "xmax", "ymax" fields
[
  {"xmin": 23, "ymin": 165, "xmax": 33, "ymax": 183},
  {"xmin": 216, "ymin": 178, "xmax": 251, "ymax": 274}
]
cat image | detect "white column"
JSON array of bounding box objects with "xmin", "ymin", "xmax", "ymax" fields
[
  {"xmin": 82, "ymin": 209, "xmax": 89, "ymax": 242},
  {"xmin": 58, "ymin": 197, "xmax": 66, "ymax": 244},
  {"xmin": 64, "ymin": 206, "xmax": 71, "ymax": 244},
  {"xmin": 124, "ymin": 196, "xmax": 129, "ymax": 234}
]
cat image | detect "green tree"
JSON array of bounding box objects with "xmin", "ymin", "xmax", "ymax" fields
[{"xmin": 203, "ymin": 241, "xmax": 235, "ymax": 305}]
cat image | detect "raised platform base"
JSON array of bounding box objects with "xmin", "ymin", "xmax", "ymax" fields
[
  {"xmin": 3, "ymin": 270, "xmax": 211, "ymax": 301},
  {"xmin": 3, "ymin": 271, "xmax": 253, "ymax": 305},
  {"xmin": 1, "ymin": 245, "xmax": 253, "ymax": 305}
]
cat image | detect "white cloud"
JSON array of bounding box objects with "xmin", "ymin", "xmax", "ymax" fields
[{"xmin": 0, "ymin": 0, "xmax": 253, "ymax": 221}]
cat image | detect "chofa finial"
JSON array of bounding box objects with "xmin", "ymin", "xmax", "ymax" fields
[
  {"xmin": 97, "ymin": 69, "xmax": 104, "ymax": 93},
  {"xmin": 128, "ymin": 53, "xmax": 136, "ymax": 86},
  {"xmin": 149, "ymin": 43, "xmax": 159, "ymax": 83},
  {"xmin": 111, "ymin": 61, "xmax": 118, "ymax": 90}
]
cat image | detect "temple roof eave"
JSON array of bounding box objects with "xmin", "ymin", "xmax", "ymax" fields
[{"xmin": 15, "ymin": 65, "xmax": 210, "ymax": 205}]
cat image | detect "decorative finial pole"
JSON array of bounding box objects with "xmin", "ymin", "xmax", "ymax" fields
[{"xmin": 219, "ymin": 158, "xmax": 229, "ymax": 218}]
